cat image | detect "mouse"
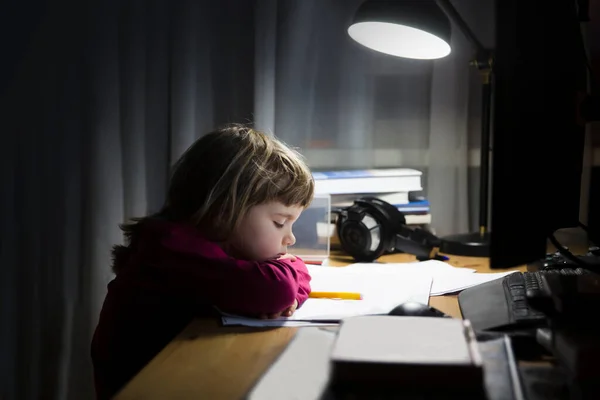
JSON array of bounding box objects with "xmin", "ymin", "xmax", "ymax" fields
[{"xmin": 388, "ymin": 302, "xmax": 448, "ymax": 318}]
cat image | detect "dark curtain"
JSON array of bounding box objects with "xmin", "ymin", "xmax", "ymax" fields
[{"xmin": 1, "ymin": 0, "xmax": 255, "ymax": 398}]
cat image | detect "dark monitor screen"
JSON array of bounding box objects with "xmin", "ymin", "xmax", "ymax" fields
[{"xmin": 490, "ymin": 0, "xmax": 588, "ymax": 268}]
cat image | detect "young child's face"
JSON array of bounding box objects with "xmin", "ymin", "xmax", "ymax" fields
[{"xmin": 228, "ymin": 201, "xmax": 303, "ymax": 261}]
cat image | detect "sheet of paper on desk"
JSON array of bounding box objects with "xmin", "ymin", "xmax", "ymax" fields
[
  {"xmin": 341, "ymin": 260, "xmax": 476, "ymax": 274},
  {"xmin": 429, "ymin": 270, "xmax": 518, "ymax": 295},
  {"xmin": 336, "ymin": 260, "xmax": 517, "ymax": 296},
  {"xmin": 221, "ymin": 267, "xmax": 433, "ymax": 327}
]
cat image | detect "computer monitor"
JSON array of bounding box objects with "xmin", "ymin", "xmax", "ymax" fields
[{"xmin": 489, "ymin": 0, "xmax": 590, "ymax": 268}]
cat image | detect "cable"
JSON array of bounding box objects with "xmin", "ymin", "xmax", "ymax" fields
[
  {"xmin": 579, "ymin": 221, "xmax": 599, "ymax": 247},
  {"xmin": 576, "ymin": 0, "xmax": 590, "ymax": 21},
  {"xmin": 547, "ymin": 232, "xmax": 600, "ymax": 273},
  {"xmin": 548, "ymin": 233, "xmax": 585, "ymax": 265},
  {"xmin": 575, "ymin": 2, "xmax": 598, "ymax": 92}
]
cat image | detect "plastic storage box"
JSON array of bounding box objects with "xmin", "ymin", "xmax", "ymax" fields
[{"xmin": 290, "ymin": 194, "xmax": 331, "ymax": 264}]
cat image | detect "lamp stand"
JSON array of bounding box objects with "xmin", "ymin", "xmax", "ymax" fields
[
  {"xmin": 435, "ymin": 0, "xmax": 493, "ymax": 257},
  {"xmin": 439, "ymin": 58, "xmax": 492, "ymax": 257}
]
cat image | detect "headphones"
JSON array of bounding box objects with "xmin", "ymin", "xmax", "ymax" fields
[{"xmin": 335, "ymin": 197, "xmax": 441, "ymax": 262}]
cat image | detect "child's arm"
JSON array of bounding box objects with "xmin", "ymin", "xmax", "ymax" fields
[
  {"xmin": 181, "ymin": 257, "xmax": 301, "ymax": 316},
  {"xmin": 156, "ymin": 234, "xmax": 304, "ymax": 316},
  {"xmin": 292, "ymin": 256, "xmax": 311, "ymax": 308}
]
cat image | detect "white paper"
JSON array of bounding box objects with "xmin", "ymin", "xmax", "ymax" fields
[
  {"xmin": 247, "ymin": 328, "xmax": 336, "ymax": 400},
  {"xmin": 220, "ymin": 318, "xmax": 337, "ymax": 327},
  {"xmin": 332, "ymin": 260, "xmax": 517, "ymax": 296},
  {"xmin": 338, "ymin": 260, "xmax": 476, "ymax": 275},
  {"xmin": 429, "ymin": 271, "xmax": 518, "ymax": 295},
  {"xmin": 221, "ymin": 266, "xmax": 433, "ymax": 327}
]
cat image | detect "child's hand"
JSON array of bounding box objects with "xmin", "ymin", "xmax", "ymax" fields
[
  {"xmin": 277, "ymin": 253, "xmax": 297, "ymax": 262},
  {"xmin": 259, "ymin": 299, "xmax": 298, "ymax": 319},
  {"xmin": 281, "ymin": 299, "xmax": 298, "ymax": 317}
]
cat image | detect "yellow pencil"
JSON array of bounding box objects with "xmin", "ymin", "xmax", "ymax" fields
[{"xmin": 309, "ymin": 291, "xmax": 363, "ymax": 300}]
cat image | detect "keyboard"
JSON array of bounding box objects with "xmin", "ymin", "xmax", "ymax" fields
[
  {"xmin": 502, "ymin": 268, "xmax": 592, "ymax": 327},
  {"xmin": 459, "ymin": 264, "xmax": 596, "ymax": 336}
]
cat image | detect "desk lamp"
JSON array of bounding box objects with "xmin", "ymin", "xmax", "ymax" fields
[{"xmin": 348, "ymin": 0, "xmax": 493, "ymax": 257}]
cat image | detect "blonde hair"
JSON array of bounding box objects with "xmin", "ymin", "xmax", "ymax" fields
[
  {"xmin": 167, "ymin": 123, "xmax": 314, "ymax": 238},
  {"xmin": 113, "ymin": 123, "xmax": 314, "ymax": 273}
]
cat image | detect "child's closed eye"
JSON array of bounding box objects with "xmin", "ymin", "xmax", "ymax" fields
[{"xmin": 273, "ymin": 221, "xmax": 285, "ymax": 228}]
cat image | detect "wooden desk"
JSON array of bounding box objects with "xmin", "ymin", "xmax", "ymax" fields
[{"xmin": 114, "ymin": 252, "xmax": 525, "ymax": 400}]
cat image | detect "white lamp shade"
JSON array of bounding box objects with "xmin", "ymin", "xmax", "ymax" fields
[
  {"xmin": 348, "ymin": 0, "xmax": 452, "ymax": 60},
  {"xmin": 348, "ymin": 21, "xmax": 451, "ymax": 60}
]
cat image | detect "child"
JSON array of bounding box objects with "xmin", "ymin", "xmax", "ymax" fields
[{"xmin": 91, "ymin": 124, "xmax": 314, "ymax": 399}]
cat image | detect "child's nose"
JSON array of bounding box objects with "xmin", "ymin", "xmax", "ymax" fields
[{"xmin": 284, "ymin": 232, "xmax": 296, "ymax": 246}]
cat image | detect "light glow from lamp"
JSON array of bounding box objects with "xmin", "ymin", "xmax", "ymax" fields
[{"xmin": 348, "ymin": 21, "xmax": 451, "ymax": 60}]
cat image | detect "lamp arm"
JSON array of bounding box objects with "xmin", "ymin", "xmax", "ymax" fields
[
  {"xmin": 435, "ymin": 0, "xmax": 487, "ymax": 56},
  {"xmin": 436, "ymin": 0, "xmax": 493, "ymax": 234}
]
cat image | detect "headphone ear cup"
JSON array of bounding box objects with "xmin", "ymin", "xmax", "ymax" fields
[
  {"xmin": 336, "ymin": 203, "xmax": 387, "ymax": 262},
  {"xmin": 354, "ymin": 197, "xmax": 404, "ymax": 253},
  {"xmin": 356, "ymin": 196, "xmax": 406, "ymax": 228}
]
